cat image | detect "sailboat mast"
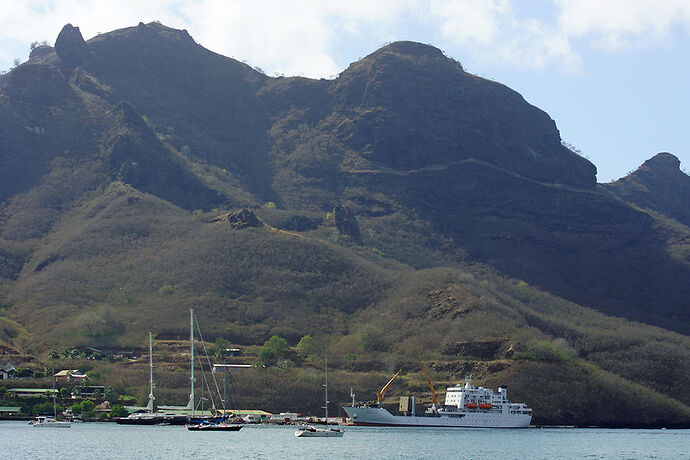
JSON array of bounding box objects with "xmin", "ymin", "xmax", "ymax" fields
[
  {"xmin": 147, "ymin": 331, "xmax": 155, "ymax": 413},
  {"xmin": 52, "ymin": 367, "xmax": 57, "ymax": 418},
  {"xmin": 189, "ymin": 308, "xmax": 195, "ymax": 418},
  {"xmin": 324, "ymin": 357, "xmax": 328, "ymax": 426}
]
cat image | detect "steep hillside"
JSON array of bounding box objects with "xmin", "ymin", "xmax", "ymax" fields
[
  {"xmin": 0, "ymin": 22, "xmax": 688, "ymax": 426},
  {"xmin": 605, "ymin": 152, "xmax": 690, "ymax": 226}
]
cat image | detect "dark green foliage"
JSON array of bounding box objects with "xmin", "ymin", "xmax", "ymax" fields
[
  {"xmin": 295, "ymin": 335, "xmax": 321, "ymax": 358},
  {"xmin": 109, "ymin": 404, "xmax": 128, "ymax": 418},
  {"xmin": 33, "ymin": 401, "xmax": 63, "ymax": 415},
  {"xmin": 257, "ymin": 335, "xmax": 291, "ymax": 367},
  {"xmin": 80, "ymin": 399, "xmax": 95, "ymax": 417},
  {"xmin": 257, "ymin": 347, "xmax": 277, "ymax": 367},
  {"xmin": 213, "ymin": 337, "xmax": 230, "ymax": 357}
]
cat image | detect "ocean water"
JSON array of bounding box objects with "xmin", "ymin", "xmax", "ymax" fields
[{"xmin": 1, "ymin": 421, "xmax": 689, "ymax": 459}]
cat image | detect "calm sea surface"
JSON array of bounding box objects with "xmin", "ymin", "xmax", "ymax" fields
[{"xmin": 1, "ymin": 421, "xmax": 689, "ymax": 459}]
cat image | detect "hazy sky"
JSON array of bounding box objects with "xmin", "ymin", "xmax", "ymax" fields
[{"xmin": 1, "ymin": 0, "xmax": 688, "ymax": 182}]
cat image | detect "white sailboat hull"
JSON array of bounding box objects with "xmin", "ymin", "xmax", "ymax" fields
[
  {"xmin": 31, "ymin": 418, "xmax": 71, "ymax": 428},
  {"xmin": 295, "ymin": 426, "xmax": 344, "ymax": 437}
]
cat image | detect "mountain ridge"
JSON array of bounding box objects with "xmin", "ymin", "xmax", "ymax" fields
[{"xmin": 0, "ymin": 22, "xmax": 688, "ymax": 426}]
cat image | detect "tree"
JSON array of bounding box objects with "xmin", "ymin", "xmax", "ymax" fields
[
  {"xmin": 33, "ymin": 401, "xmax": 59, "ymax": 415},
  {"xmin": 60, "ymin": 387, "xmax": 70, "ymax": 400},
  {"xmin": 257, "ymin": 347, "xmax": 277, "ymax": 367},
  {"xmin": 69, "ymin": 402, "xmax": 81, "ymax": 414},
  {"xmin": 14, "ymin": 367, "xmax": 32, "ymax": 378},
  {"xmin": 296, "ymin": 335, "xmax": 321, "ymax": 359},
  {"xmin": 104, "ymin": 386, "xmax": 118, "ymax": 403},
  {"xmin": 214, "ymin": 337, "xmax": 230, "ymax": 357},
  {"xmin": 109, "ymin": 404, "xmax": 128, "ymax": 418},
  {"xmin": 80, "ymin": 400, "xmax": 95, "ymax": 417},
  {"xmin": 359, "ymin": 325, "xmax": 386, "ymax": 352},
  {"xmin": 264, "ymin": 335, "xmax": 289, "ymax": 358},
  {"xmin": 30, "ymin": 40, "xmax": 48, "ymax": 51},
  {"xmin": 344, "ymin": 353, "xmax": 357, "ymax": 371},
  {"xmin": 49, "ymin": 348, "xmax": 60, "ymax": 360}
]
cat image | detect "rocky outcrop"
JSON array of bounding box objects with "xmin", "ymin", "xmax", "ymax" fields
[
  {"xmin": 442, "ymin": 338, "xmax": 507, "ymax": 360},
  {"xmin": 333, "ymin": 204, "xmax": 362, "ymax": 243},
  {"xmin": 210, "ymin": 209, "xmax": 263, "ymax": 229},
  {"xmin": 606, "ymin": 152, "xmax": 690, "ymax": 226},
  {"xmin": 55, "ymin": 24, "xmax": 90, "ymax": 67}
]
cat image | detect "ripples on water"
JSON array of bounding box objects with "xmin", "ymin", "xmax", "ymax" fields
[{"xmin": 2, "ymin": 421, "xmax": 689, "ymax": 459}]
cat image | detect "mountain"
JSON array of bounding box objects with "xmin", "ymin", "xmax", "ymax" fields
[
  {"xmin": 0, "ymin": 22, "xmax": 688, "ymax": 426},
  {"xmin": 605, "ymin": 152, "xmax": 690, "ymax": 226}
]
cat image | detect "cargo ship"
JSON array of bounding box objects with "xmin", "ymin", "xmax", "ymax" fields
[{"xmin": 343, "ymin": 369, "xmax": 532, "ymax": 428}]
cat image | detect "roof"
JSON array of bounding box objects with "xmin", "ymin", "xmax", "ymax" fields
[
  {"xmin": 8, "ymin": 388, "xmax": 57, "ymax": 393},
  {"xmin": 222, "ymin": 409, "xmax": 273, "ymax": 416},
  {"xmin": 54, "ymin": 369, "xmax": 79, "ymax": 377},
  {"xmin": 0, "ymin": 407, "xmax": 22, "ymax": 412},
  {"xmin": 1, "ymin": 362, "xmax": 15, "ymax": 372}
]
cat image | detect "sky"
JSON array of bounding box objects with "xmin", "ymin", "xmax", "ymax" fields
[{"xmin": 1, "ymin": 0, "xmax": 688, "ymax": 182}]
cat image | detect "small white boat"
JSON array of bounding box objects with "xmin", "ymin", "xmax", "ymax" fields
[
  {"xmin": 295, "ymin": 425, "xmax": 344, "ymax": 437},
  {"xmin": 31, "ymin": 416, "xmax": 71, "ymax": 428},
  {"xmin": 32, "ymin": 367, "xmax": 71, "ymax": 428},
  {"xmin": 295, "ymin": 358, "xmax": 344, "ymax": 438}
]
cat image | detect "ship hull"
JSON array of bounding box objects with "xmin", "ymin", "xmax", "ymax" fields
[{"xmin": 343, "ymin": 406, "xmax": 531, "ymax": 428}]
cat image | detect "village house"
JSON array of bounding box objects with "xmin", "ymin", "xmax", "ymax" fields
[
  {"xmin": 7, "ymin": 388, "xmax": 57, "ymax": 398},
  {"xmin": 1, "ymin": 362, "xmax": 16, "ymax": 380},
  {"xmin": 54, "ymin": 369, "xmax": 87, "ymax": 382}
]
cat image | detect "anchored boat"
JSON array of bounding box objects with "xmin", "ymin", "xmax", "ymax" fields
[
  {"xmin": 344, "ymin": 367, "xmax": 532, "ymax": 428},
  {"xmin": 295, "ymin": 358, "xmax": 344, "ymax": 438}
]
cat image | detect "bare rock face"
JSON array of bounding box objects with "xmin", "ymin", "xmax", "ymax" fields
[
  {"xmin": 607, "ymin": 152, "xmax": 690, "ymax": 226},
  {"xmin": 333, "ymin": 204, "xmax": 362, "ymax": 243},
  {"xmin": 210, "ymin": 209, "xmax": 263, "ymax": 229},
  {"xmin": 55, "ymin": 24, "xmax": 89, "ymax": 67},
  {"xmin": 442, "ymin": 337, "xmax": 507, "ymax": 360}
]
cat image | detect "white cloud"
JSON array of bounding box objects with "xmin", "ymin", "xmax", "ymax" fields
[
  {"xmin": 1, "ymin": 1, "xmax": 689, "ymax": 75},
  {"xmin": 429, "ymin": 0, "xmax": 580, "ymax": 73},
  {"xmin": 556, "ymin": 0, "xmax": 690, "ymax": 50},
  {"xmin": 176, "ymin": 0, "xmax": 412, "ymax": 77}
]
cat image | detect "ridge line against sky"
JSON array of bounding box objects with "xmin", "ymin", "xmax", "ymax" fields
[{"xmin": 1, "ymin": 0, "xmax": 688, "ymax": 182}]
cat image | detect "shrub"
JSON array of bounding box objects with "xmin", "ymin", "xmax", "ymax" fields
[
  {"xmin": 295, "ymin": 335, "xmax": 320, "ymax": 359},
  {"xmin": 109, "ymin": 404, "xmax": 128, "ymax": 418},
  {"xmin": 257, "ymin": 347, "xmax": 277, "ymax": 367},
  {"xmin": 80, "ymin": 400, "xmax": 95, "ymax": 417}
]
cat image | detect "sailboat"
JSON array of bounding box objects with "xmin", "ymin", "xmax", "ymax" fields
[
  {"xmin": 115, "ymin": 332, "xmax": 187, "ymax": 425},
  {"xmin": 31, "ymin": 368, "xmax": 70, "ymax": 428},
  {"xmin": 295, "ymin": 358, "xmax": 344, "ymax": 438},
  {"xmin": 185, "ymin": 309, "xmax": 243, "ymax": 431}
]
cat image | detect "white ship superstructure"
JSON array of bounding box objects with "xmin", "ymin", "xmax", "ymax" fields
[{"xmin": 344, "ymin": 377, "xmax": 532, "ymax": 428}]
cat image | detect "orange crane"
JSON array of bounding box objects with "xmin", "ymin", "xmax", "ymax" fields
[
  {"xmin": 421, "ymin": 363, "xmax": 439, "ymax": 410},
  {"xmin": 376, "ymin": 369, "xmax": 402, "ymax": 406}
]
